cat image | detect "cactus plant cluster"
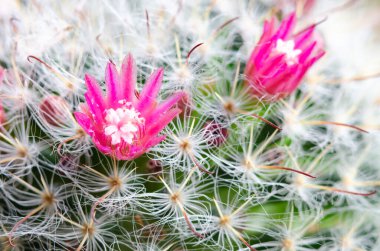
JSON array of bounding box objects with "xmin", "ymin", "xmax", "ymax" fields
[{"xmin": 1, "ymin": 1, "xmax": 380, "ymax": 250}]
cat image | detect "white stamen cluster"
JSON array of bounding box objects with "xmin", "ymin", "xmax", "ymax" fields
[
  {"xmin": 275, "ymin": 39, "xmax": 302, "ymax": 65},
  {"xmin": 104, "ymin": 102, "xmax": 144, "ymax": 145}
]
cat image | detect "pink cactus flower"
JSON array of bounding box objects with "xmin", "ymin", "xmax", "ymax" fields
[
  {"xmin": 245, "ymin": 12, "xmax": 325, "ymax": 100},
  {"xmin": 74, "ymin": 54, "xmax": 185, "ymax": 160}
]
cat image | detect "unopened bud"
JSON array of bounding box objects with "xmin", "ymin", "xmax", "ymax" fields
[
  {"xmin": 204, "ymin": 120, "xmax": 228, "ymax": 147},
  {"xmin": 147, "ymin": 159, "xmax": 163, "ymax": 174},
  {"xmin": 39, "ymin": 95, "xmax": 70, "ymax": 127}
]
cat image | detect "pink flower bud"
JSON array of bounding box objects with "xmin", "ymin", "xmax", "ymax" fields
[
  {"xmin": 146, "ymin": 159, "xmax": 163, "ymax": 174},
  {"xmin": 177, "ymin": 92, "xmax": 192, "ymax": 117},
  {"xmin": 58, "ymin": 154, "xmax": 79, "ymax": 174},
  {"xmin": 39, "ymin": 95, "xmax": 70, "ymax": 127},
  {"xmin": 204, "ymin": 120, "xmax": 228, "ymax": 147}
]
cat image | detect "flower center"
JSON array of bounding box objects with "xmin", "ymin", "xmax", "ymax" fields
[
  {"xmin": 275, "ymin": 39, "xmax": 302, "ymax": 65},
  {"xmin": 104, "ymin": 102, "xmax": 145, "ymax": 145}
]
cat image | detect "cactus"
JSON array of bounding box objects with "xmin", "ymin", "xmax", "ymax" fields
[{"xmin": 1, "ymin": 1, "xmax": 380, "ymax": 250}]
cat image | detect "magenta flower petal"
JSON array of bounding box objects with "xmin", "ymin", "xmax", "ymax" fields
[
  {"xmin": 84, "ymin": 74, "xmax": 106, "ymax": 111},
  {"xmin": 295, "ymin": 26, "xmax": 315, "ymax": 49},
  {"xmin": 145, "ymin": 91, "xmax": 186, "ymax": 124},
  {"xmin": 137, "ymin": 68, "xmax": 164, "ymax": 112},
  {"xmin": 105, "ymin": 62, "xmax": 120, "ymax": 107},
  {"xmin": 120, "ymin": 53, "xmax": 136, "ymax": 102},
  {"xmin": 147, "ymin": 108, "xmax": 182, "ymax": 136},
  {"xmin": 299, "ymin": 41, "xmax": 317, "ymax": 63},
  {"xmin": 84, "ymin": 93, "xmax": 104, "ymax": 124},
  {"xmin": 259, "ymin": 54, "xmax": 286, "ymax": 77},
  {"xmin": 75, "ymin": 55, "xmax": 182, "ymax": 160},
  {"xmin": 145, "ymin": 135, "xmax": 166, "ymax": 149},
  {"xmin": 275, "ymin": 12, "xmax": 296, "ymax": 39},
  {"xmin": 74, "ymin": 112, "xmax": 93, "ymax": 134},
  {"xmin": 245, "ymin": 12, "xmax": 325, "ymax": 100}
]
